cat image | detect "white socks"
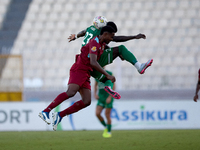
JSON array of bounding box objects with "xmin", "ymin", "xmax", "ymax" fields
[{"xmin": 134, "ymin": 62, "xmax": 141, "ymax": 70}]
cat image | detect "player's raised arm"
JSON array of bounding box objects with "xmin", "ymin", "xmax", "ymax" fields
[
  {"xmin": 68, "ymin": 29, "xmax": 87, "ymax": 42},
  {"xmin": 106, "ymin": 21, "xmax": 146, "ymax": 42},
  {"xmin": 112, "ymin": 33, "xmax": 146, "ymax": 42}
]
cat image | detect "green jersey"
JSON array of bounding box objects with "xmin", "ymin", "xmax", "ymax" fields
[{"xmin": 82, "ymin": 25, "xmax": 101, "ymax": 47}]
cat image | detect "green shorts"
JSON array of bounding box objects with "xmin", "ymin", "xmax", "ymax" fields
[
  {"xmin": 90, "ymin": 48, "xmax": 113, "ymax": 81},
  {"xmin": 98, "ymin": 47, "xmax": 113, "ymax": 67},
  {"xmin": 97, "ymin": 96, "xmax": 114, "ymax": 108}
]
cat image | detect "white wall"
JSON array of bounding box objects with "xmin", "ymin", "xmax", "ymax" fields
[{"xmin": 0, "ymin": 100, "xmax": 200, "ymax": 131}]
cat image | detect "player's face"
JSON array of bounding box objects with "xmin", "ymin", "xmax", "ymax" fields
[{"xmin": 104, "ymin": 32, "xmax": 115, "ymax": 44}]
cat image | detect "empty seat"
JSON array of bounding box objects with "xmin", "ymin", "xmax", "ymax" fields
[
  {"xmin": 9, "ymin": 0, "xmax": 198, "ymax": 91},
  {"xmin": 40, "ymin": 3, "xmax": 51, "ymax": 13}
]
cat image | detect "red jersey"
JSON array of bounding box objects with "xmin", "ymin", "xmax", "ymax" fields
[
  {"xmin": 68, "ymin": 36, "xmax": 106, "ymax": 89},
  {"xmin": 75, "ymin": 36, "xmax": 106, "ymax": 71}
]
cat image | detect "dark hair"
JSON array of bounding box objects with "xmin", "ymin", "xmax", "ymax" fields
[
  {"xmin": 100, "ymin": 25, "xmax": 116, "ymax": 35},
  {"xmin": 107, "ymin": 21, "xmax": 117, "ymax": 32}
]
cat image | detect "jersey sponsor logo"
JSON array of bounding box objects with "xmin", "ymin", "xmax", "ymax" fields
[{"xmin": 91, "ymin": 46, "xmax": 97, "ymax": 52}]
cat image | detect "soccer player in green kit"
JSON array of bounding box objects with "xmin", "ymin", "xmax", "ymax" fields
[
  {"xmin": 94, "ymin": 68, "xmax": 115, "ymax": 138},
  {"xmin": 68, "ymin": 16, "xmax": 153, "ymax": 97}
]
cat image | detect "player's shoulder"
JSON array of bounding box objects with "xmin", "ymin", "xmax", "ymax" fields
[
  {"xmin": 90, "ymin": 36, "xmax": 100, "ymax": 44},
  {"xmin": 87, "ymin": 25, "xmax": 99, "ymax": 32}
]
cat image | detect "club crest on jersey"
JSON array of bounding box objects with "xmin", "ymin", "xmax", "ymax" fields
[{"xmin": 91, "ymin": 46, "xmax": 97, "ymax": 52}]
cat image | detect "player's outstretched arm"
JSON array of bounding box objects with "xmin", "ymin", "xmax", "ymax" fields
[
  {"xmin": 112, "ymin": 33, "xmax": 146, "ymax": 42},
  {"xmin": 68, "ymin": 29, "xmax": 86, "ymax": 42},
  {"xmin": 90, "ymin": 53, "xmax": 116, "ymax": 83}
]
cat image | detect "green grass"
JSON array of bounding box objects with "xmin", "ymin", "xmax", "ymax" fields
[{"xmin": 0, "ymin": 130, "xmax": 200, "ymax": 150}]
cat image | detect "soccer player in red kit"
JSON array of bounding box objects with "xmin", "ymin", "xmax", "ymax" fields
[
  {"xmin": 193, "ymin": 68, "xmax": 200, "ymax": 102},
  {"xmin": 39, "ymin": 26, "xmax": 117, "ymax": 131}
]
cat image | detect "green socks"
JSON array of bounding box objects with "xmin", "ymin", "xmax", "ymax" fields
[
  {"xmin": 118, "ymin": 45, "xmax": 138, "ymax": 65},
  {"xmin": 107, "ymin": 124, "xmax": 112, "ymax": 132},
  {"xmin": 101, "ymin": 120, "xmax": 112, "ymax": 132},
  {"xmin": 101, "ymin": 120, "xmax": 107, "ymax": 127},
  {"xmin": 100, "ymin": 121, "xmax": 111, "ymax": 132}
]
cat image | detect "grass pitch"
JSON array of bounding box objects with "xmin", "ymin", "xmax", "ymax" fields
[{"xmin": 1, "ymin": 129, "xmax": 200, "ymax": 150}]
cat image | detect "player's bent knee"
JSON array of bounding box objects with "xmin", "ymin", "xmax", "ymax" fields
[
  {"xmin": 66, "ymin": 91, "xmax": 77, "ymax": 98},
  {"xmin": 96, "ymin": 112, "xmax": 101, "ymax": 117},
  {"xmin": 83, "ymin": 99, "xmax": 91, "ymax": 107}
]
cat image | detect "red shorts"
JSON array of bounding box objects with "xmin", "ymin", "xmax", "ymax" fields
[{"xmin": 68, "ymin": 63, "xmax": 91, "ymax": 90}]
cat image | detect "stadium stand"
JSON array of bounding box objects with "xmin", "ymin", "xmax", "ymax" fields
[{"xmin": 0, "ymin": 0, "xmax": 199, "ymax": 97}]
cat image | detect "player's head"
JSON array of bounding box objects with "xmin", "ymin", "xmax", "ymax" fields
[
  {"xmin": 107, "ymin": 21, "xmax": 118, "ymax": 32},
  {"xmin": 93, "ymin": 16, "xmax": 107, "ymax": 29},
  {"xmin": 100, "ymin": 25, "xmax": 116, "ymax": 35},
  {"xmin": 100, "ymin": 25, "xmax": 116, "ymax": 44}
]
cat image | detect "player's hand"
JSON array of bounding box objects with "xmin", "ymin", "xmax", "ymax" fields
[
  {"xmin": 106, "ymin": 75, "xmax": 116, "ymax": 83},
  {"xmin": 136, "ymin": 33, "xmax": 146, "ymax": 39},
  {"xmin": 68, "ymin": 34, "xmax": 76, "ymax": 42},
  {"xmin": 95, "ymin": 94, "xmax": 99, "ymax": 100},
  {"xmin": 106, "ymin": 96, "xmax": 112, "ymax": 104},
  {"xmin": 193, "ymin": 94, "xmax": 198, "ymax": 102}
]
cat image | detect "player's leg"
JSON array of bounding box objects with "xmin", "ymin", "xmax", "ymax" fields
[
  {"xmin": 58, "ymin": 87, "xmax": 91, "ymax": 117},
  {"xmin": 96, "ymin": 105, "xmax": 107, "ymax": 128},
  {"xmin": 112, "ymin": 45, "xmax": 137, "ymax": 64},
  {"xmin": 39, "ymin": 83, "xmax": 79, "ymax": 125},
  {"xmin": 103, "ymin": 99, "xmax": 113, "ymax": 138},
  {"xmin": 55, "ymin": 68, "xmax": 91, "ymax": 118},
  {"xmin": 105, "ymin": 108, "xmax": 112, "ymax": 133},
  {"xmin": 92, "ymin": 45, "xmax": 153, "ymax": 85},
  {"xmin": 97, "ymin": 45, "xmax": 152, "ymax": 73},
  {"xmin": 112, "ymin": 45, "xmax": 153, "ymax": 74},
  {"xmin": 52, "ymin": 87, "xmax": 90, "ymax": 131},
  {"xmin": 96, "ymin": 99, "xmax": 109, "ymax": 136}
]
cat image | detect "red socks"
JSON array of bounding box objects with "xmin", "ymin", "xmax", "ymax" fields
[
  {"xmin": 59, "ymin": 100, "xmax": 86, "ymax": 117},
  {"xmin": 43, "ymin": 92, "xmax": 86, "ymax": 118},
  {"xmin": 43, "ymin": 92, "xmax": 69, "ymax": 112}
]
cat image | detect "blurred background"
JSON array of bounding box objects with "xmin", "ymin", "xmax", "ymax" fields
[{"xmin": 0, "ymin": 0, "xmax": 199, "ymax": 102}]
